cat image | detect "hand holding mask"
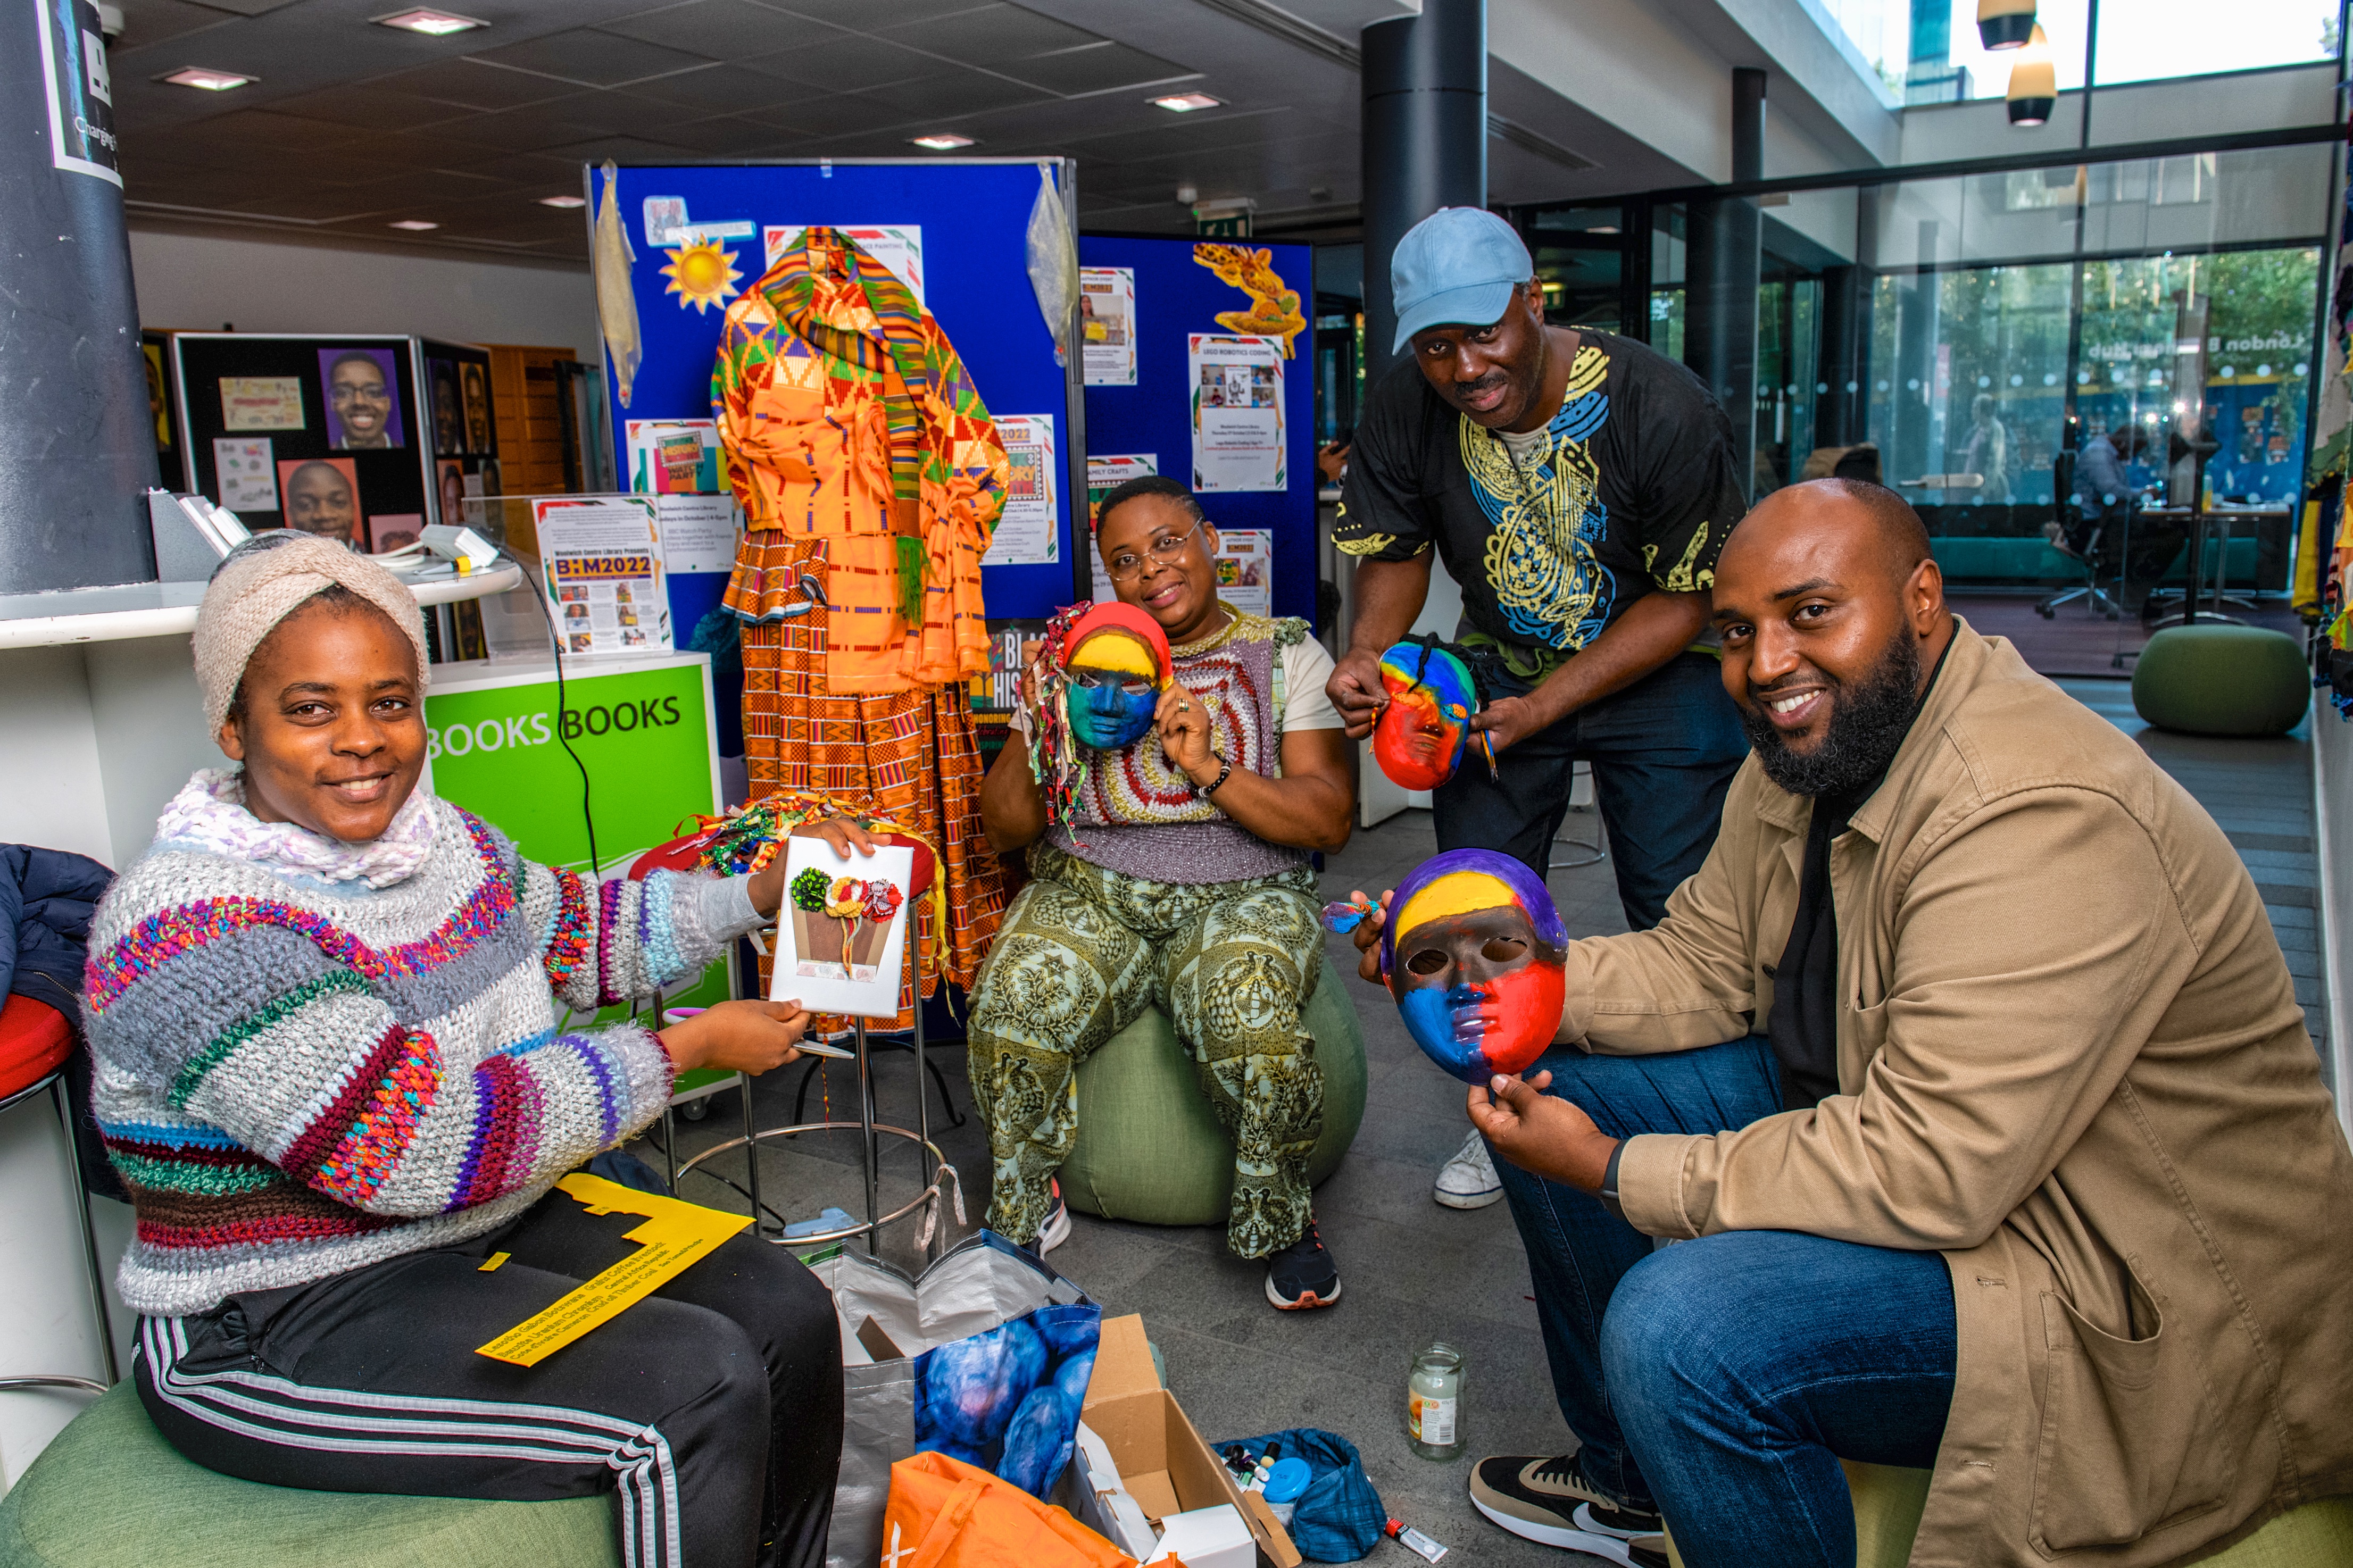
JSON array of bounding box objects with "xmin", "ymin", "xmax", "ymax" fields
[
  {"xmin": 1379, "ymin": 849, "xmax": 1569, "ymax": 1082},
  {"xmin": 1373, "ymin": 641, "xmax": 1476, "ymax": 791},
  {"xmin": 1055, "ymin": 603, "xmax": 1171, "ymax": 752}
]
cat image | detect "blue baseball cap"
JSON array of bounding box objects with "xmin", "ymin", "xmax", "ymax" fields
[{"xmin": 1390, "ymin": 207, "xmax": 1534, "ymax": 352}]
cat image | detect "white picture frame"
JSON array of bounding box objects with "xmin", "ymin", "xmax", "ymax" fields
[{"xmin": 768, "ymin": 838, "xmax": 917, "ymax": 1019}]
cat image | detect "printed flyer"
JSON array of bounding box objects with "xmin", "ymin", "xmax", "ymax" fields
[
  {"xmin": 1214, "ymin": 528, "xmax": 1274, "ymax": 619},
  {"xmin": 1079, "ymin": 266, "xmax": 1137, "ymax": 385},
  {"xmin": 627, "ymin": 419, "xmax": 721, "ymax": 493},
  {"xmin": 219, "ymin": 376, "xmax": 305, "ymax": 432},
  {"xmin": 980, "ymin": 413, "xmax": 1059, "ymax": 566},
  {"xmin": 534, "ymin": 495, "xmax": 671, "ymax": 656},
  {"xmin": 1085, "ymin": 453, "xmax": 1157, "ymax": 601},
  {"xmin": 212, "ymin": 437, "xmax": 278, "ymax": 513},
  {"xmin": 654, "ymin": 494, "xmax": 740, "ymax": 576},
  {"xmin": 1189, "ymin": 334, "xmax": 1285, "ymax": 492}
]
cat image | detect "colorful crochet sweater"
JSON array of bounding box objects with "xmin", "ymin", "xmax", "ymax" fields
[{"xmin": 84, "ymin": 790, "xmax": 737, "ymax": 1318}]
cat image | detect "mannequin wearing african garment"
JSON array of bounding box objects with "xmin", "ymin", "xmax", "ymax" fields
[
  {"xmin": 969, "ymin": 477, "xmax": 1356, "ymax": 1311},
  {"xmin": 713, "ymin": 226, "xmax": 1011, "ymax": 1010}
]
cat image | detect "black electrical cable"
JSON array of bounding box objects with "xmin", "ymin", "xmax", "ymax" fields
[{"xmin": 522, "ymin": 565, "xmax": 601, "ymax": 875}]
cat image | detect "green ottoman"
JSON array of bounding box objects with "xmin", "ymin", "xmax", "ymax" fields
[
  {"xmin": 2132, "ymin": 624, "xmax": 2310, "ymax": 736},
  {"xmin": 1057, "ymin": 952, "xmax": 1368, "ymax": 1227},
  {"xmin": 0, "ymin": 1383, "xmax": 620, "ymax": 1568}
]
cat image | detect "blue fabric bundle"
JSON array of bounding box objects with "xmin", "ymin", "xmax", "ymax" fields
[{"xmin": 1215, "ymin": 1427, "xmax": 1386, "ymax": 1563}]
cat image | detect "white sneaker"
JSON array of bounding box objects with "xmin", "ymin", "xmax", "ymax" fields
[{"xmin": 1434, "ymin": 1130, "xmax": 1503, "ymax": 1209}]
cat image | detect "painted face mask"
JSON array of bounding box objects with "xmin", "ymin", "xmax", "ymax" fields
[
  {"xmin": 1374, "ymin": 642, "xmax": 1475, "ymax": 791},
  {"xmin": 1065, "ymin": 626, "xmax": 1163, "ymax": 750},
  {"xmin": 1380, "ymin": 848, "xmax": 1569, "ymax": 1082}
]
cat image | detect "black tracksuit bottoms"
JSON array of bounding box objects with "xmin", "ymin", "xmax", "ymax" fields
[{"xmin": 134, "ymin": 1187, "xmax": 843, "ymax": 1568}]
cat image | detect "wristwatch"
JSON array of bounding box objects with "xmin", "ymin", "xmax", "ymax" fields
[
  {"xmin": 1597, "ymin": 1140, "xmax": 1627, "ymax": 1221},
  {"xmin": 1194, "ymin": 757, "xmax": 1233, "ymax": 798}
]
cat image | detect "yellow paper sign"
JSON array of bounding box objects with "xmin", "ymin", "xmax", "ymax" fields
[{"xmin": 476, "ymin": 1172, "xmax": 752, "ymax": 1367}]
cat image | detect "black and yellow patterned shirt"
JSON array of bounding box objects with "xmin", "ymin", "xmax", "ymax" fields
[{"xmin": 1335, "ymin": 328, "xmax": 1744, "ymax": 656}]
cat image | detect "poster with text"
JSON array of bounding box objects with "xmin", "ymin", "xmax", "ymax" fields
[
  {"xmin": 655, "ymin": 493, "xmax": 741, "ymax": 576},
  {"xmin": 220, "ymin": 376, "xmax": 305, "ymax": 432},
  {"xmin": 763, "ymin": 224, "xmax": 925, "ymax": 305},
  {"xmin": 36, "ymin": 0, "xmax": 119, "ymax": 186},
  {"xmin": 980, "ymin": 413, "xmax": 1059, "ymax": 566},
  {"xmin": 1080, "ymin": 266, "xmax": 1136, "ymax": 386},
  {"xmin": 1190, "ymin": 334, "xmax": 1285, "ymax": 492},
  {"xmin": 534, "ymin": 495, "xmax": 671, "ymax": 657},
  {"xmin": 213, "ymin": 437, "xmax": 278, "ymax": 513},
  {"xmin": 1215, "ymin": 528, "xmax": 1274, "ymax": 619},
  {"xmin": 627, "ymin": 419, "xmax": 721, "ymax": 494},
  {"xmin": 1085, "ymin": 453, "xmax": 1157, "ymax": 602}
]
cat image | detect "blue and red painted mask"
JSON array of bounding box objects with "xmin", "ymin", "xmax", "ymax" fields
[
  {"xmin": 1379, "ymin": 848, "xmax": 1569, "ymax": 1082},
  {"xmin": 1373, "ymin": 641, "xmax": 1475, "ymax": 790},
  {"xmin": 1060, "ymin": 602, "xmax": 1171, "ymax": 752}
]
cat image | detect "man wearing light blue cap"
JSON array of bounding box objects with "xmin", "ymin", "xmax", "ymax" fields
[{"xmin": 1327, "ymin": 206, "xmax": 1748, "ymax": 1562}]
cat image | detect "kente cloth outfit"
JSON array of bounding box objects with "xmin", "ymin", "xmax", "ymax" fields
[
  {"xmin": 967, "ymin": 609, "xmax": 1342, "ymax": 1259},
  {"xmin": 1337, "ymin": 328, "xmax": 1748, "ymax": 926},
  {"xmin": 714, "ymin": 226, "xmax": 1012, "ymax": 1013},
  {"xmin": 88, "ymin": 774, "xmax": 839, "ymax": 1568}
]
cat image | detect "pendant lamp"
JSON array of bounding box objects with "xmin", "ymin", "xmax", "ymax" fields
[
  {"xmin": 2007, "ymin": 24, "xmax": 2056, "ymax": 126},
  {"xmin": 1978, "ymin": 0, "xmax": 2037, "ymax": 51}
]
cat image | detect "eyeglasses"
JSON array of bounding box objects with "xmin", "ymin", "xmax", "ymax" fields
[{"xmin": 1102, "ymin": 515, "xmax": 1207, "ymax": 582}]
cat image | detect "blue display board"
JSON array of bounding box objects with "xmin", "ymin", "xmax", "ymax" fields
[
  {"xmin": 1079, "ymin": 235, "xmax": 1318, "ymax": 627},
  {"xmin": 596, "ymin": 161, "xmax": 1086, "ymax": 627}
]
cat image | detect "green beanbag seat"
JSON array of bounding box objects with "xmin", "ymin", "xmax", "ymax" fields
[
  {"xmin": 0, "ymin": 1382, "xmax": 620, "ymax": 1568},
  {"xmin": 1058, "ymin": 952, "xmax": 1368, "ymax": 1227},
  {"xmin": 2132, "ymin": 624, "xmax": 2310, "ymax": 736},
  {"xmin": 1835, "ymin": 1462, "xmax": 2353, "ymax": 1568}
]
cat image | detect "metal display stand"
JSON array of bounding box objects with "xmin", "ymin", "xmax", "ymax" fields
[{"xmin": 676, "ymin": 927, "xmax": 961, "ymax": 1261}]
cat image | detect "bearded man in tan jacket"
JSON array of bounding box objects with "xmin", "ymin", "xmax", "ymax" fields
[{"xmin": 1356, "ymin": 479, "xmax": 2353, "ymax": 1568}]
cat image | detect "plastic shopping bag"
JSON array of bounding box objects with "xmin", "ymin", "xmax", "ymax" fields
[{"xmin": 882, "ymin": 1449, "xmax": 1135, "ymax": 1568}]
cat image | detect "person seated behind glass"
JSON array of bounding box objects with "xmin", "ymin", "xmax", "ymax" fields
[
  {"xmin": 968, "ymin": 476, "xmax": 1354, "ymax": 1310},
  {"xmin": 87, "ymin": 533, "xmax": 843, "ymax": 1568}
]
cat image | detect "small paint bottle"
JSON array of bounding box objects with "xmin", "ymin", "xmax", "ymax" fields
[
  {"xmin": 1406, "ymin": 1341, "xmax": 1464, "ymax": 1461},
  {"xmin": 1385, "ymin": 1519, "xmax": 1449, "ymax": 1562}
]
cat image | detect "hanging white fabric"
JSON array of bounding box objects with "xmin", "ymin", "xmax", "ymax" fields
[
  {"xmin": 593, "ymin": 160, "xmax": 643, "ymax": 408},
  {"xmin": 1025, "ymin": 161, "xmax": 1079, "ymax": 368}
]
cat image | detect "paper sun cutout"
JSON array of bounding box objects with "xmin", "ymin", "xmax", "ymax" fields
[{"xmin": 661, "ymin": 238, "xmax": 742, "ymax": 314}]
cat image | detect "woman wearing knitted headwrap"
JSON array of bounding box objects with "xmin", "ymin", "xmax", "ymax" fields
[
  {"xmin": 969, "ymin": 476, "xmax": 1357, "ymax": 1311},
  {"xmin": 83, "ymin": 532, "xmax": 844, "ymax": 1568}
]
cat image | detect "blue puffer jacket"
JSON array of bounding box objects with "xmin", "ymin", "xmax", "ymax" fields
[{"xmin": 4, "ymin": 843, "xmax": 117, "ymax": 1197}]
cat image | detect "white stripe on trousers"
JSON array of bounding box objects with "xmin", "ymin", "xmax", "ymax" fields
[{"xmin": 139, "ymin": 1317, "xmax": 684, "ymax": 1568}]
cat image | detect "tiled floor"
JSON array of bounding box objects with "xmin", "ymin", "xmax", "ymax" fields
[{"xmin": 642, "ymin": 677, "xmax": 2327, "ymax": 1567}]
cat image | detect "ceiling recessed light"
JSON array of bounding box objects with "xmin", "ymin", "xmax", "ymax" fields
[
  {"xmin": 162, "ymin": 67, "xmax": 254, "ymax": 91},
  {"xmin": 539, "ymin": 195, "xmax": 587, "ymax": 208},
  {"xmin": 1151, "ymin": 93, "xmax": 1221, "ymax": 112},
  {"xmin": 374, "ymin": 7, "xmax": 486, "ymax": 35},
  {"xmin": 909, "ymin": 133, "xmax": 976, "ymax": 151},
  {"xmin": 389, "ymin": 219, "xmax": 440, "ymax": 230}
]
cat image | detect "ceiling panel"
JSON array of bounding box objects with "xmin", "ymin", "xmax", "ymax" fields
[
  {"xmin": 113, "ymin": 0, "xmax": 236, "ymax": 54},
  {"xmin": 737, "ymin": 91, "xmax": 914, "ymax": 137},
  {"xmin": 769, "ymin": 0, "xmax": 984, "ymax": 29},
  {"xmin": 369, "ymin": 58, "xmax": 587, "ymax": 112},
  {"xmin": 257, "ymin": 84, "xmax": 475, "ymax": 132},
  {"xmin": 742, "ymin": 34, "xmax": 947, "ymax": 91},
  {"xmin": 616, "ymin": 115, "xmax": 784, "ymax": 155},
  {"xmin": 1000, "ymin": 43, "xmax": 1195, "ymax": 96},
  {"xmin": 466, "ymin": 29, "xmax": 714, "ymax": 88},
  {"xmin": 859, "ymin": 71, "xmax": 1051, "ymax": 120},
  {"xmin": 874, "ymin": 4, "xmax": 1104, "ymax": 66},
  {"xmin": 158, "ymin": 108, "xmax": 375, "ymax": 155},
  {"xmin": 599, "ymin": 0, "xmax": 841, "ymax": 61},
  {"xmin": 620, "ymin": 63, "xmax": 805, "ymax": 113}
]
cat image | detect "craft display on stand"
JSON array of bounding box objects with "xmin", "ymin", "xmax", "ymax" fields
[{"xmin": 1375, "ymin": 849, "xmax": 1569, "ymax": 1082}]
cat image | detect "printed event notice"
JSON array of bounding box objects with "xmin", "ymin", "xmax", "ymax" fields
[
  {"xmin": 533, "ymin": 495, "xmax": 672, "ymax": 657},
  {"xmin": 1189, "ymin": 334, "xmax": 1285, "ymax": 492},
  {"xmin": 1080, "ymin": 266, "xmax": 1137, "ymax": 386},
  {"xmin": 980, "ymin": 413, "xmax": 1059, "ymax": 566}
]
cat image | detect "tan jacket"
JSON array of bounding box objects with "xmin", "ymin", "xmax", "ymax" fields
[{"xmin": 1581, "ymin": 623, "xmax": 2353, "ymax": 1567}]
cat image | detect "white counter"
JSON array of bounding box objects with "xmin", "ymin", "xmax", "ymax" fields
[{"xmin": 0, "ymin": 561, "xmax": 524, "ymax": 650}]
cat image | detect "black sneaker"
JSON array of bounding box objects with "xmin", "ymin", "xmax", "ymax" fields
[
  {"xmin": 1262, "ymin": 1219, "xmax": 1341, "ymax": 1309},
  {"xmin": 1469, "ymin": 1453, "xmax": 1665, "ymax": 1565}
]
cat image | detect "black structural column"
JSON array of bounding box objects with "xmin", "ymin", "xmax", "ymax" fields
[
  {"xmin": 1683, "ymin": 68, "xmax": 1766, "ymax": 496},
  {"xmin": 1360, "ymin": 0, "xmax": 1486, "ymax": 387},
  {"xmin": 2, "ymin": 0, "xmax": 159, "ymax": 594}
]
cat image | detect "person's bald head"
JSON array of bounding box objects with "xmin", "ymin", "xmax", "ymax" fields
[{"xmin": 1713, "ymin": 479, "xmax": 1953, "ymax": 798}]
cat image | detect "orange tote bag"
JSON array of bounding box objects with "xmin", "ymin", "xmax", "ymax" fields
[{"xmin": 878, "ymin": 1450, "xmax": 1140, "ymax": 1568}]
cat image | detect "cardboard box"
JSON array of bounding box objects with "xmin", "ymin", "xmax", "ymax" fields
[
  {"xmin": 1065, "ymin": 1421, "xmax": 1159, "ymax": 1562},
  {"xmin": 1080, "ymin": 1314, "xmax": 1302, "ymax": 1568},
  {"xmin": 1155, "ymin": 1506, "xmax": 1254, "ymax": 1568}
]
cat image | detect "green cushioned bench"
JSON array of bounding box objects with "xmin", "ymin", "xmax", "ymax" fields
[
  {"xmin": 0, "ymin": 1383, "xmax": 620, "ymax": 1568},
  {"xmin": 1057, "ymin": 951, "xmax": 1368, "ymax": 1227}
]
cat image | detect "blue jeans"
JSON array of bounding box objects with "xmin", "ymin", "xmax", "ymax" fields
[
  {"xmin": 1435, "ymin": 649, "xmax": 1747, "ymax": 929},
  {"xmin": 1495, "ymin": 1036, "xmax": 1956, "ymax": 1568}
]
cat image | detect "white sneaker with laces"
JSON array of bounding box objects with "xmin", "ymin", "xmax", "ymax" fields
[{"xmin": 1434, "ymin": 1129, "xmax": 1503, "ymax": 1210}]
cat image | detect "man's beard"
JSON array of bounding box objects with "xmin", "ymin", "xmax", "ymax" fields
[{"xmin": 1741, "ymin": 632, "xmax": 1923, "ymax": 798}]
